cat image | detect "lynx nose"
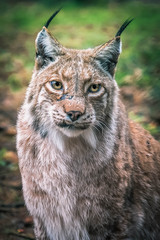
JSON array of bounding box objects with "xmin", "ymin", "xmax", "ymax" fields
[{"xmin": 67, "ymin": 111, "xmax": 82, "ymax": 122}]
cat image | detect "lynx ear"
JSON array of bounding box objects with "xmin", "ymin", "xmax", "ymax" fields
[
  {"xmin": 35, "ymin": 28, "xmax": 62, "ymax": 69},
  {"xmin": 35, "ymin": 9, "xmax": 62, "ymax": 69},
  {"xmin": 94, "ymin": 18, "xmax": 133, "ymax": 77},
  {"xmin": 94, "ymin": 37, "xmax": 121, "ymax": 77}
]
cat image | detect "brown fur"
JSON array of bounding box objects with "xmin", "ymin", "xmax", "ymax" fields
[{"xmin": 17, "ymin": 19, "xmax": 160, "ymax": 240}]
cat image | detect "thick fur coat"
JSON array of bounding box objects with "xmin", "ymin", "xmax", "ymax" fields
[{"xmin": 17, "ymin": 13, "xmax": 160, "ymax": 240}]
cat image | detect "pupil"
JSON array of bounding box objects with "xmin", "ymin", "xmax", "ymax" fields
[
  {"xmin": 93, "ymin": 85, "xmax": 97, "ymax": 89},
  {"xmin": 56, "ymin": 82, "xmax": 60, "ymax": 86}
]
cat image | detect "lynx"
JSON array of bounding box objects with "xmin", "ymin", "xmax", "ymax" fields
[{"xmin": 17, "ymin": 10, "xmax": 160, "ymax": 240}]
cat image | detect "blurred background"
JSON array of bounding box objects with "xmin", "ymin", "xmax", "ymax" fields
[{"xmin": 0, "ymin": 0, "xmax": 160, "ymax": 239}]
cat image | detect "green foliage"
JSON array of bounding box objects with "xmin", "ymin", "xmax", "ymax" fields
[
  {"xmin": 129, "ymin": 111, "xmax": 160, "ymax": 139},
  {"xmin": 7, "ymin": 73, "xmax": 22, "ymax": 91},
  {"xmin": 0, "ymin": 148, "xmax": 7, "ymax": 166},
  {"xmin": 0, "ymin": 1, "xmax": 159, "ymax": 88}
]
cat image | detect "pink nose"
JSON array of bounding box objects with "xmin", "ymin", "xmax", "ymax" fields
[{"xmin": 66, "ymin": 111, "xmax": 82, "ymax": 121}]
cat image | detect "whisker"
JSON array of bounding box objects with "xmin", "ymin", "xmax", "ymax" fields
[{"xmin": 92, "ymin": 125, "xmax": 101, "ymax": 134}]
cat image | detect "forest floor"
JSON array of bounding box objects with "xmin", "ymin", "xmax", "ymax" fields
[{"xmin": 0, "ymin": 86, "xmax": 34, "ymax": 240}]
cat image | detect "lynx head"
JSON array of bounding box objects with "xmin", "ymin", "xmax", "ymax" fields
[{"xmin": 26, "ymin": 10, "xmax": 132, "ymax": 151}]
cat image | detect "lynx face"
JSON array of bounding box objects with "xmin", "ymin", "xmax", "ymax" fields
[
  {"xmin": 25, "ymin": 26, "xmax": 121, "ymax": 148},
  {"xmin": 31, "ymin": 50, "xmax": 118, "ymax": 141}
]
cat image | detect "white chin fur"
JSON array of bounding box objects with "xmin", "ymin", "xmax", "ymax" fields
[
  {"xmin": 59, "ymin": 128, "xmax": 84, "ymax": 138},
  {"xmin": 82, "ymin": 128, "xmax": 97, "ymax": 149},
  {"xmin": 60, "ymin": 128, "xmax": 97, "ymax": 149},
  {"xmin": 49, "ymin": 127, "xmax": 97, "ymax": 152}
]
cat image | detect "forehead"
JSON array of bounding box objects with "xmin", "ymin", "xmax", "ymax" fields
[{"xmin": 46, "ymin": 50, "xmax": 96, "ymax": 81}]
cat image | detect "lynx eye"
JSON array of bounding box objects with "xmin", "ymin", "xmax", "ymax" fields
[
  {"xmin": 50, "ymin": 81, "xmax": 63, "ymax": 90},
  {"xmin": 88, "ymin": 84, "xmax": 101, "ymax": 93}
]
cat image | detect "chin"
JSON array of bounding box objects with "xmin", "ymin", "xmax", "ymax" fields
[
  {"xmin": 59, "ymin": 128, "xmax": 85, "ymax": 138},
  {"xmin": 49, "ymin": 125, "xmax": 97, "ymax": 152}
]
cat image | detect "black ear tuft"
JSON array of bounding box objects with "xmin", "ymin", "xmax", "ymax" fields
[
  {"xmin": 44, "ymin": 8, "xmax": 62, "ymax": 28},
  {"xmin": 115, "ymin": 18, "xmax": 133, "ymax": 37}
]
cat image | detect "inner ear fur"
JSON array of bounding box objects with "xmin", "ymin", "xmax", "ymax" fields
[{"xmin": 94, "ymin": 37, "xmax": 121, "ymax": 77}]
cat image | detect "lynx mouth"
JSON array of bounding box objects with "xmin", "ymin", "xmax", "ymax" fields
[
  {"xmin": 56, "ymin": 122, "xmax": 91, "ymax": 138},
  {"xmin": 57, "ymin": 122, "xmax": 89, "ymax": 130}
]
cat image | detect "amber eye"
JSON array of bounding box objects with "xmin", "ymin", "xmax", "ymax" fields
[
  {"xmin": 50, "ymin": 81, "xmax": 63, "ymax": 90},
  {"xmin": 88, "ymin": 84, "xmax": 101, "ymax": 93}
]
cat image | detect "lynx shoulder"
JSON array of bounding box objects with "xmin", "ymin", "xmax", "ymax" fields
[{"xmin": 17, "ymin": 10, "xmax": 160, "ymax": 240}]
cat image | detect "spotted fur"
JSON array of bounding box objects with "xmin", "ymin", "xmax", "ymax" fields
[{"xmin": 17, "ymin": 15, "xmax": 160, "ymax": 240}]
